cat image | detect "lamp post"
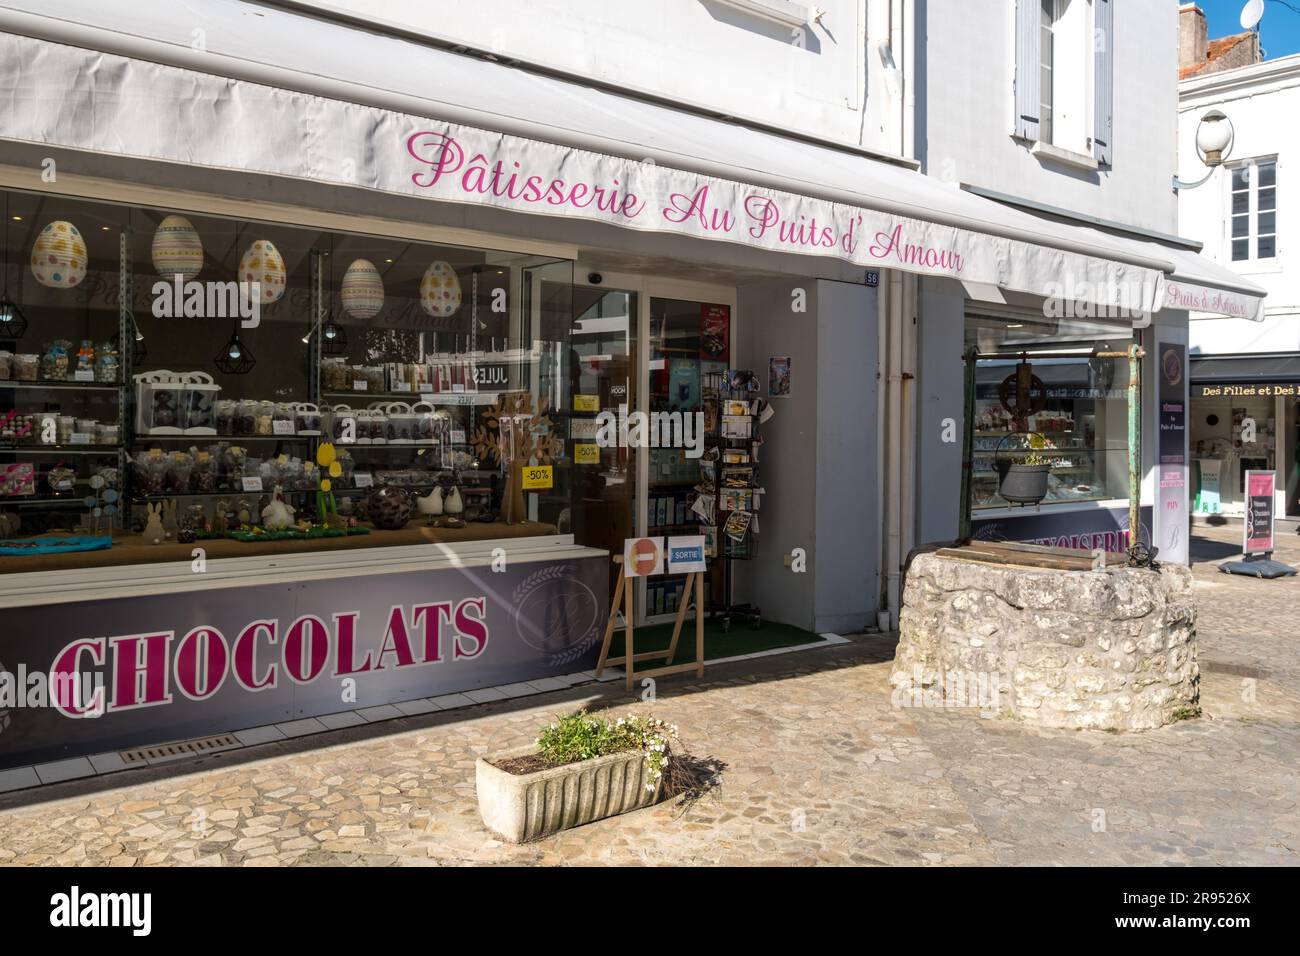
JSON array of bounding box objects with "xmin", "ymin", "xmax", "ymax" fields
[{"xmin": 1173, "ymin": 109, "xmax": 1235, "ymax": 190}]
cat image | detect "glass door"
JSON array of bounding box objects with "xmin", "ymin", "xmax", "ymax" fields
[
  {"xmin": 644, "ymin": 296, "xmax": 729, "ymax": 623},
  {"xmin": 567, "ymin": 286, "xmax": 638, "ymax": 607}
]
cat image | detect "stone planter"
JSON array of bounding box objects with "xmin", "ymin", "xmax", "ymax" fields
[
  {"xmin": 890, "ymin": 552, "xmax": 1199, "ymax": 731},
  {"xmin": 476, "ymin": 745, "xmax": 663, "ymax": 843}
]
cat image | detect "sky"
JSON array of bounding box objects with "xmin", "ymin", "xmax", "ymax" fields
[{"xmin": 1188, "ymin": 0, "xmax": 1300, "ymax": 59}]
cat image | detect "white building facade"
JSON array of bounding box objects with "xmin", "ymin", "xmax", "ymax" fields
[
  {"xmin": 0, "ymin": 0, "xmax": 1263, "ymax": 686},
  {"xmin": 1180, "ymin": 53, "xmax": 1300, "ymax": 519}
]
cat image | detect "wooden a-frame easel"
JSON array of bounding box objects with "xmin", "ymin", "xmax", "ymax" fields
[{"xmin": 595, "ymin": 555, "xmax": 706, "ymax": 691}]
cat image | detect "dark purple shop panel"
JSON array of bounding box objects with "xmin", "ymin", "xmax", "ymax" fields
[
  {"xmin": 972, "ymin": 505, "xmax": 1153, "ymax": 554},
  {"xmin": 0, "ymin": 555, "xmax": 607, "ymax": 771}
]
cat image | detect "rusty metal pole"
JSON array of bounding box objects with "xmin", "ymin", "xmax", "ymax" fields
[
  {"xmin": 958, "ymin": 345, "xmax": 978, "ymax": 543},
  {"xmin": 1098, "ymin": 344, "xmax": 1146, "ymax": 556}
]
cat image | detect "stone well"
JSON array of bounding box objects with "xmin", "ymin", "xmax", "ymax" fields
[{"xmin": 889, "ymin": 552, "xmax": 1199, "ymax": 731}]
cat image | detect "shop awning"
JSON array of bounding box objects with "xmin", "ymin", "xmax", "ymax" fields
[
  {"xmin": 0, "ymin": 0, "xmax": 1264, "ymax": 319},
  {"xmin": 1190, "ymin": 351, "xmax": 1300, "ymax": 385}
]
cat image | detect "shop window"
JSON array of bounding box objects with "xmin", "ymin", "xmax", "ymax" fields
[
  {"xmin": 1229, "ymin": 160, "xmax": 1278, "ymax": 263},
  {"xmin": 1, "ymin": 186, "xmax": 580, "ymax": 567},
  {"xmin": 966, "ymin": 312, "xmax": 1136, "ymax": 511}
]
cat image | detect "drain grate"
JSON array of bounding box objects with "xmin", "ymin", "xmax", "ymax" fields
[{"xmin": 119, "ymin": 733, "xmax": 240, "ymax": 765}]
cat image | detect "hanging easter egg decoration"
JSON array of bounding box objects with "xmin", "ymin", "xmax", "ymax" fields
[
  {"xmin": 341, "ymin": 258, "xmax": 384, "ymax": 319},
  {"xmin": 420, "ymin": 260, "xmax": 462, "ymax": 318},
  {"xmin": 151, "ymin": 214, "xmax": 204, "ymax": 280},
  {"xmin": 30, "ymin": 220, "xmax": 88, "ymax": 289},
  {"xmin": 239, "ymin": 239, "xmax": 287, "ymax": 305}
]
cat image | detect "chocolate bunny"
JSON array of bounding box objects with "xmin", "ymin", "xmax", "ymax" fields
[{"xmin": 143, "ymin": 502, "xmax": 166, "ymax": 545}]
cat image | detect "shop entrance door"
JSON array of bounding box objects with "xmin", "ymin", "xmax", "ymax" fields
[{"xmin": 571, "ymin": 273, "xmax": 736, "ymax": 625}]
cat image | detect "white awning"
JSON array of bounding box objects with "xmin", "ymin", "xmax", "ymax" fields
[{"xmin": 0, "ymin": 0, "xmax": 1264, "ymax": 319}]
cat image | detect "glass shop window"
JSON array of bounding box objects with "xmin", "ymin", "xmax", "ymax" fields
[{"xmin": 966, "ymin": 312, "xmax": 1137, "ymax": 511}]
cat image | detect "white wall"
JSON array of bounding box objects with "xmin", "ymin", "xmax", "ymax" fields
[
  {"xmin": 1180, "ymin": 55, "xmax": 1300, "ymax": 356},
  {"xmin": 921, "ymin": 0, "xmax": 1180, "ymax": 234},
  {"xmin": 734, "ymin": 277, "xmax": 879, "ymax": 632},
  {"xmin": 293, "ymin": 0, "xmax": 908, "ymax": 156}
]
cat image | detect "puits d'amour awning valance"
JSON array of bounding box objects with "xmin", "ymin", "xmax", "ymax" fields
[{"xmin": 0, "ymin": 0, "xmax": 1265, "ymax": 320}]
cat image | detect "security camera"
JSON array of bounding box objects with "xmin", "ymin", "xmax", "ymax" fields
[{"xmin": 587, "ymin": 272, "xmax": 603, "ymax": 285}]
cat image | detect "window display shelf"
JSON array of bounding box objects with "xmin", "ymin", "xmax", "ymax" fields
[
  {"xmin": 322, "ymin": 390, "xmax": 501, "ymax": 406},
  {"xmin": 0, "ymin": 380, "xmax": 123, "ymax": 391},
  {"xmin": 132, "ymin": 434, "xmax": 317, "ymax": 443},
  {"xmin": 0, "ymin": 444, "xmax": 120, "ymax": 455}
]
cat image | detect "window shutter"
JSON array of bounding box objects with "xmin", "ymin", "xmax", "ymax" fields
[
  {"xmin": 1014, "ymin": 0, "xmax": 1042, "ymax": 140},
  {"xmin": 1094, "ymin": 0, "xmax": 1114, "ymax": 165}
]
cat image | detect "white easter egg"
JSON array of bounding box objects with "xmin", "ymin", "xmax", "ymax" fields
[
  {"xmin": 239, "ymin": 239, "xmax": 287, "ymax": 304},
  {"xmin": 151, "ymin": 214, "xmax": 203, "ymax": 280},
  {"xmin": 420, "ymin": 260, "xmax": 462, "ymax": 318},
  {"xmin": 30, "ymin": 220, "xmax": 88, "ymax": 289},
  {"xmin": 341, "ymin": 258, "xmax": 384, "ymax": 319}
]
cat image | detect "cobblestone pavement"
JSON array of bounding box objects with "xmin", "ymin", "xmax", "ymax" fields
[{"xmin": 0, "ymin": 525, "xmax": 1296, "ymax": 866}]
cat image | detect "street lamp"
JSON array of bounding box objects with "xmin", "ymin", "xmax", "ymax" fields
[{"xmin": 1173, "ymin": 110, "xmax": 1235, "ymax": 190}]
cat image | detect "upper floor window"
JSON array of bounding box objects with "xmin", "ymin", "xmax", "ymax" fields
[
  {"xmin": 1230, "ymin": 160, "xmax": 1277, "ymax": 262},
  {"xmin": 1016, "ymin": 0, "xmax": 1113, "ymax": 166}
]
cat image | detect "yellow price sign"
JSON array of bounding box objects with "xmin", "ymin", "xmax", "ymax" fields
[
  {"xmin": 574, "ymin": 443, "xmax": 600, "ymax": 464},
  {"xmin": 522, "ymin": 465, "xmax": 553, "ymax": 490},
  {"xmin": 573, "ymin": 394, "xmax": 600, "ymax": 412}
]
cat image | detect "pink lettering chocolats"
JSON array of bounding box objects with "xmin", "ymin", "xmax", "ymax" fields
[{"xmin": 49, "ymin": 597, "xmax": 492, "ymax": 719}]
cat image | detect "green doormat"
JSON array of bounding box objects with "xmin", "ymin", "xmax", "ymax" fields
[{"xmin": 609, "ymin": 618, "xmax": 824, "ymax": 665}]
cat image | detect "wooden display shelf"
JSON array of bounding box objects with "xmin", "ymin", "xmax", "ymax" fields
[{"xmin": 0, "ymin": 519, "xmax": 558, "ymax": 575}]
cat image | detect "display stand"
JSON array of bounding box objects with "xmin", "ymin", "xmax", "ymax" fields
[
  {"xmin": 596, "ymin": 555, "xmax": 706, "ymax": 691},
  {"xmin": 703, "ymin": 370, "xmax": 762, "ymax": 630}
]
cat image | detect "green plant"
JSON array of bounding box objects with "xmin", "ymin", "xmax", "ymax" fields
[{"xmin": 535, "ymin": 710, "xmax": 678, "ymax": 792}]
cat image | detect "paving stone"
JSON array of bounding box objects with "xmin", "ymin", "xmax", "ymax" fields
[{"xmin": 0, "ymin": 526, "xmax": 1294, "ymax": 867}]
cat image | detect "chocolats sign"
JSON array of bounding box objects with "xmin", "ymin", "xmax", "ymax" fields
[{"xmin": 0, "ymin": 557, "xmax": 606, "ymax": 770}]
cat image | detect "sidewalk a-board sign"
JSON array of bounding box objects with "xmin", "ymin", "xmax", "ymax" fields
[
  {"xmin": 599, "ymin": 536, "xmax": 708, "ymax": 690},
  {"xmin": 1220, "ymin": 470, "xmax": 1296, "ymax": 579}
]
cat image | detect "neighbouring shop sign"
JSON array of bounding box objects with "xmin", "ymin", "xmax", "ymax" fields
[
  {"xmin": 0, "ymin": 556, "xmax": 606, "ymax": 770},
  {"xmin": 1193, "ymin": 382, "xmax": 1300, "ymax": 398},
  {"xmin": 1244, "ymin": 470, "xmax": 1277, "ymax": 556}
]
